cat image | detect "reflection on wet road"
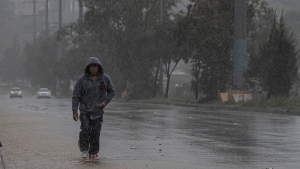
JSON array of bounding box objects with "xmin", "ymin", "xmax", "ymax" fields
[
  {"xmin": 105, "ymin": 102, "xmax": 300, "ymax": 169},
  {"xmin": 1, "ymin": 96, "xmax": 300, "ymax": 169}
]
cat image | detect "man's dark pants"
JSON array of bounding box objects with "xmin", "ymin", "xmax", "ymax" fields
[{"xmin": 79, "ymin": 113, "xmax": 103, "ymax": 155}]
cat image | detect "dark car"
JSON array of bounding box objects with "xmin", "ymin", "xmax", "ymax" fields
[{"xmin": 10, "ymin": 87, "xmax": 22, "ymax": 98}]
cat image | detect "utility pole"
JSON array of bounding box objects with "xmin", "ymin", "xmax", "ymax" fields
[
  {"xmin": 33, "ymin": 0, "xmax": 36, "ymax": 39},
  {"xmin": 78, "ymin": 0, "xmax": 83, "ymax": 46},
  {"xmin": 59, "ymin": 0, "xmax": 62, "ymax": 30},
  {"xmin": 79, "ymin": 0, "xmax": 83, "ymax": 21},
  {"xmin": 45, "ymin": 0, "xmax": 49, "ymax": 36},
  {"xmin": 158, "ymin": 0, "xmax": 164, "ymax": 97},
  {"xmin": 78, "ymin": 0, "xmax": 83, "ymax": 35},
  {"xmin": 57, "ymin": 0, "xmax": 62, "ymax": 61},
  {"xmin": 56, "ymin": 0, "xmax": 63, "ymax": 95},
  {"xmin": 233, "ymin": 0, "xmax": 247, "ymax": 88},
  {"xmin": 72, "ymin": 0, "xmax": 75, "ymax": 12}
]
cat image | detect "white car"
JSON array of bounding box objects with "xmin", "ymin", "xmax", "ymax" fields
[{"xmin": 37, "ymin": 88, "xmax": 51, "ymax": 99}]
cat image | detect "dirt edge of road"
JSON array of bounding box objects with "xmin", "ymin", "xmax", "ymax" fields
[{"xmin": 0, "ymin": 150, "xmax": 4, "ymax": 169}]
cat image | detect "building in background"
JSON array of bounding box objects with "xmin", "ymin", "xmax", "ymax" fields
[
  {"xmin": 0, "ymin": 0, "xmax": 14, "ymax": 14},
  {"xmin": 0, "ymin": 0, "xmax": 82, "ymax": 55},
  {"xmin": 47, "ymin": 0, "xmax": 80, "ymax": 34},
  {"xmin": 10, "ymin": 0, "xmax": 80, "ymax": 36},
  {"xmin": 0, "ymin": 0, "xmax": 15, "ymax": 57},
  {"xmin": 1, "ymin": 0, "xmax": 81, "ymax": 44},
  {"xmin": 0, "ymin": 0, "xmax": 82, "ymax": 87}
]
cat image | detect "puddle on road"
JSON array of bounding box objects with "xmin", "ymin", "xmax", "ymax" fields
[{"xmin": 76, "ymin": 157, "xmax": 101, "ymax": 166}]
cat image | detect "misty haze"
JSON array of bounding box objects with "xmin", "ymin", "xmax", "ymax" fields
[{"xmin": 1, "ymin": 0, "xmax": 300, "ymax": 169}]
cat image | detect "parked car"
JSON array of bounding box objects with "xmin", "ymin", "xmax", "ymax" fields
[
  {"xmin": 10, "ymin": 87, "xmax": 22, "ymax": 98},
  {"xmin": 37, "ymin": 88, "xmax": 51, "ymax": 99}
]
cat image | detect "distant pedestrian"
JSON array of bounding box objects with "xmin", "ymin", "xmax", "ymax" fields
[{"xmin": 72, "ymin": 57, "xmax": 115, "ymax": 160}]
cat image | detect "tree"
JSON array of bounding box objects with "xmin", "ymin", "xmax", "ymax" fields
[
  {"xmin": 178, "ymin": 0, "xmax": 234, "ymax": 100},
  {"xmin": 244, "ymin": 12, "xmax": 298, "ymax": 99},
  {"xmin": 0, "ymin": 0, "xmax": 15, "ymax": 52},
  {"xmin": 247, "ymin": 0, "xmax": 274, "ymax": 68},
  {"xmin": 151, "ymin": 13, "xmax": 188, "ymax": 98},
  {"xmin": 59, "ymin": 0, "xmax": 179, "ymax": 99},
  {"xmin": 285, "ymin": 10, "xmax": 300, "ymax": 50},
  {"xmin": 176, "ymin": 0, "xmax": 273, "ymax": 100},
  {"xmin": 23, "ymin": 36, "xmax": 58, "ymax": 90},
  {"xmin": 0, "ymin": 38, "xmax": 21, "ymax": 86}
]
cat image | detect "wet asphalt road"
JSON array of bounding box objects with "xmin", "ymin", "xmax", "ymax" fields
[{"xmin": 0, "ymin": 94, "xmax": 300, "ymax": 169}]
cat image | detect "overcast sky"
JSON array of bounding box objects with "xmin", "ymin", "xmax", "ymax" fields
[{"xmin": 265, "ymin": 0, "xmax": 300, "ymax": 13}]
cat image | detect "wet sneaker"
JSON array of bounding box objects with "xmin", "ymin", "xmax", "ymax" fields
[
  {"xmin": 81, "ymin": 151, "xmax": 89, "ymax": 160},
  {"xmin": 89, "ymin": 154, "xmax": 99, "ymax": 160}
]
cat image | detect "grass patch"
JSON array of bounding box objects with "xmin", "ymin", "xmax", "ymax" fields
[
  {"xmin": 235, "ymin": 97, "xmax": 300, "ymax": 110},
  {"xmin": 138, "ymin": 97, "xmax": 199, "ymax": 104},
  {"xmin": 136, "ymin": 96, "xmax": 300, "ymax": 110}
]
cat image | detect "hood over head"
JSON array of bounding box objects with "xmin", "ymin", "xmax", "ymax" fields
[{"xmin": 84, "ymin": 57, "xmax": 103, "ymax": 76}]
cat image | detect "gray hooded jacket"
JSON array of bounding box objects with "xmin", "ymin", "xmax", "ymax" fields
[{"xmin": 72, "ymin": 57, "xmax": 115, "ymax": 116}]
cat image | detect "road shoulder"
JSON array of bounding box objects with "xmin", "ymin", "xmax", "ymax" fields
[{"xmin": 127, "ymin": 99, "xmax": 300, "ymax": 116}]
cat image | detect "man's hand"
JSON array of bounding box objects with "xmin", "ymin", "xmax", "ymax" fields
[
  {"xmin": 73, "ymin": 113, "xmax": 78, "ymax": 121},
  {"xmin": 99, "ymin": 102, "xmax": 106, "ymax": 108}
]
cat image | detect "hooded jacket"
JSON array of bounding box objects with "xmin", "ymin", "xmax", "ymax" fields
[{"xmin": 72, "ymin": 57, "xmax": 115, "ymax": 116}]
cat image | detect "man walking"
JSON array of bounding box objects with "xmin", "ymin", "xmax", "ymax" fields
[{"xmin": 72, "ymin": 57, "xmax": 115, "ymax": 160}]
